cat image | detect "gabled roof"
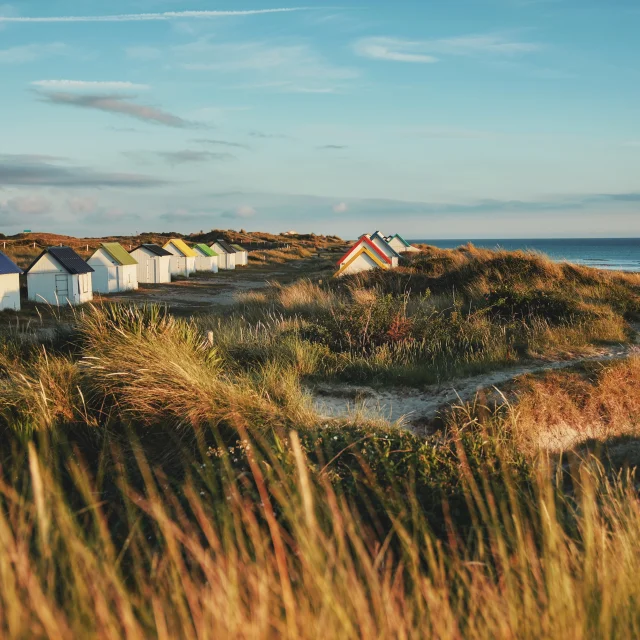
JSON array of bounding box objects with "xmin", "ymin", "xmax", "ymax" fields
[
  {"xmin": 215, "ymin": 239, "xmax": 238, "ymax": 254},
  {"xmin": 164, "ymin": 238, "xmax": 197, "ymax": 258},
  {"xmin": 370, "ymin": 231, "xmax": 401, "ymax": 258},
  {"xmin": 26, "ymin": 246, "xmax": 94, "ymax": 275},
  {"xmin": 231, "ymin": 244, "xmax": 246, "ymax": 252},
  {"xmin": 193, "ymin": 243, "xmax": 217, "ymax": 257},
  {"xmin": 337, "ymin": 236, "xmax": 391, "ymax": 266},
  {"xmin": 101, "ymin": 242, "xmax": 138, "ymax": 266},
  {"xmin": 0, "ymin": 251, "xmax": 22, "ymax": 275},
  {"xmin": 336, "ymin": 245, "xmax": 390, "ymax": 276},
  {"xmin": 391, "ymin": 234, "xmax": 411, "ymax": 247},
  {"xmin": 132, "ymin": 244, "xmax": 173, "ymax": 257}
]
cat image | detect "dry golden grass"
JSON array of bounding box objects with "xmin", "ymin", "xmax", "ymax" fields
[{"xmin": 508, "ymin": 356, "xmax": 640, "ymax": 455}]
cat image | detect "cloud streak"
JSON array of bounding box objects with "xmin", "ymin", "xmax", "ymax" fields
[
  {"xmin": 0, "ymin": 154, "xmax": 168, "ymax": 188},
  {"xmin": 38, "ymin": 91, "xmax": 192, "ymax": 128},
  {"xmin": 354, "ymin": 34, "xmax": 541, "ymax": 63},
  {"xmin": 32, "ymin": 80, "xmax": 149, "ymax": 91},
  {"xmin": 0, "ymin": 8, "xmax": 310, "ymax": 23}
]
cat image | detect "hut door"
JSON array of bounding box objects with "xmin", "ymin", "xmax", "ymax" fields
[{"xmin": 55, "ymin": 274, "xmax": 69, "ymax": 300}]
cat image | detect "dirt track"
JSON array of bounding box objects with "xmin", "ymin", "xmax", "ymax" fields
[{"xmin": 312, "ymin": 338, "xmax": 640, "ymax": 431}]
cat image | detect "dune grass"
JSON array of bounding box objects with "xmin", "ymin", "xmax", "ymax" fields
[{"xmin": 0, "ymin": 246, "xmax": 639, "ymax": 637}]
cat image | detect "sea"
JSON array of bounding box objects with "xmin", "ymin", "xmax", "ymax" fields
[{"xmin": 408, "ymin": 238, "xmax": 640, "ymax": 273}]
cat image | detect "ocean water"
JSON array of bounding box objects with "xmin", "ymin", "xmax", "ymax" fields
[{"xmin": 408, "ymin": 238, "xmax": 640, "ymax": 272}]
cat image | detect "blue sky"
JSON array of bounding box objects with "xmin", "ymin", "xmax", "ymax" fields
[{"xmin": 1, "ymin": 0, "xmax": 639, "ymax": 238}]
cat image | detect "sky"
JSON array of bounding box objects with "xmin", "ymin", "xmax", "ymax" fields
[{"xmin": 0, "ymin": 0, "xmax": 639, "ymax": 239}]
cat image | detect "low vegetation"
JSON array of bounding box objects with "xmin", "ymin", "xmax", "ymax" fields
[{"xmin": 0, "ymin": 244, "xmax": 639, "ymax": 637}]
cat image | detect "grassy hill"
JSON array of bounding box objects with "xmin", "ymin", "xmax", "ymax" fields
[{"xmin": 0, "ymin": 244, "xmax": 639, "ymax": 637}]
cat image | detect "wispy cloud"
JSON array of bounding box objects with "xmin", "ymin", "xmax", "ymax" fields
[
  {"xmin": 192, "ymin": 138, "xmax": 251, "ymax": 150},
  {"xmin": 0, "ymin": 8, "xmax": 311, "ymax": 23},
  {"xmin": 318, "ymin": 144, "xmax": 348, "ymax": 150},
  {"xmin": 37, "ymin": 92, "xmax": 193, "ymax": 128},
  {"xmin": 156, "ymin": 150, "xmax": 236, "ymax": 165},
  {"xmin": 174, "ymin": 39, "xmax": 358, "ymax": 93},
  {"xmin": 0, "ymin": 195, "xmax": 52, "ymax": 215},
  {"xmin": 333, "ymin": 202, "xmax": 348, "ymax": 213},
  {"xmin": 32, "ymin": 80, "xmax": 149, "ymax": 91},
  {"xmin": 354, "ymin": 34, "xmax": 541, "ymax": 63},
  {"xmin": 0, "ymin": 154, "xmax": 168, "ymax": 188},
  {"xmin": 222, "ymin": 205, "xmax": 257, "ymax": 219},
  {"xmin": 249, "ymin": 130, "xmax": 291, "ymax": 140},
  {"xmin": 0, "ymin": 42, "xmax": 66, "ymax": 63}
]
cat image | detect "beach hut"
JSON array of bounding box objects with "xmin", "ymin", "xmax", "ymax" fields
[
  {"xmin": 87, "ymin": 242, "xmax": 139, "ymax": 294},
  {"xmin": 163, "ymin": 239, "xmax": 197, "ymax": 278},
  {"xmin": 26, "ymin": 246, "xmax": 94, "ymax": 306},
  {"xmin": 193, "ymin": 243, "xmax": 219, "ymax": 273},
  {"xmin": 0, "ymin": 251, "xmax": 22, "ymax": 311},
  {"xmin": 210, "ymin": 240, "xmax": 237, "ymax": 270},
  {"xmin": 369, "ymin": 231, "xmax": 400, "ymax": 267},
  {"xmin": 335, "ymin": 236, "xmax": 391, "ymax": 277},
  {"xmin": 386, "ymin": 234, "xmax": 420, "ymax": 254},
  {"xmin": 130, "ymin": 244, "xmax": 172, "ymax": 284},
  {"xmin": 231, "ymin": 244, "xmax": 249, "ymax": 266}
]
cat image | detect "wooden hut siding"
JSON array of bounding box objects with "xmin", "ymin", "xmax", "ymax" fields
[
  {"xmin": 369, "ymin": 232, "xmax": 400, "ymax": 267},
  {"xmin": 193, "ymin": 244, "xmax": 219, "ymax": 273},
  {"xmin": 26, "ymin": 249, "xmax": 94, "ymax": 306},
  {"xmin": 336, "ymin": 246, "xmax": 390, "ymax": 277},
  {"xmin": 0, "ymin": 252, "xmax": 22, "ymax": 311},
  {"xmin": 387, "ymin": 234, "xmax": 420, "ymax": 254},
  {"xmin": 88, "ymin": 244, "xmax": 139, "ymax": 294},
  {"xmin": 231, "ymin": 244, "xmax": 249, "ymax": 266},
  {"xmin": 130, "ymin": 245, "xmax": 172, "ymax": 284},
  {"xmin": 0, "ymin": 274, "xmax": 20, "ymax": 311},
  {"xmin": 163, "ymin": 240, "xmax": 197, "ymax": 278},
  {"xmin": 210, "ymin": 242, "xmax": 236, "ymax": 270}
]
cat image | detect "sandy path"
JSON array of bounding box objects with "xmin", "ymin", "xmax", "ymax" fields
[{"xmin": 312, "ymin": 341, "xmax": 640, "ymax": 429}]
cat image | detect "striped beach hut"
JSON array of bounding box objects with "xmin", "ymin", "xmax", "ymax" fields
[
  {"xmin": 163, "ymin": 239, "xmax": 197, "ymax": 278},
  {"xmin": 231, "ymin": 244, "xmax": 249, "ymax": 266},
  {"xmin": 369, "ymin": 231, "xmax": 400, "ymax": 267},
  {"xmin": 0, "ymin": 251, "xmax": 22, "ymax": 311},
  {"xmin": 87, "ymin": 242, "xmax": 139, "ymax": 294},
  {"xmin": 26, "ymin": 246, "xmax": 94, "ymax": 306},
  {"xmin": 386, "ymin": 234, "xmax": 420, "ymax": 254},
  {"xmin": 335, "ymin": 236, "xmax": 391, "ymax": 277},
  {"xmin": 210, "ymin": 240, "xmax": 236, "ymax": 270},
  {"xmin": 193, "ymin": 243, "xmax": 219, "ymax": 273},
  {"xmin": 130, "ymin": 244, "xmax": 172, "ymax": 284}
]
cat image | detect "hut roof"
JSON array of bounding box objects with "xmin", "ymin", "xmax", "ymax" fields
[
  {"xmin": 337, "ymin": 236, "xmax": 391, "ymax": 266},
  {"xmin": 0, "ymin": 251, "xmax": 23, "ymax": 275},
  {"xmin": 193, "ymin": 243, "xmax": 218, "ymax": 257},
  {"xmin": 101, "ymin": 242, "xmax": 138, "ymax": 266},
  {"xmin": 370, "ymin": 231, "xmax": 401, "ymax": 258},
  {"xmin": 390, "ymin": 234, "xmax": 411, "ymax": 247},
  {"xmin": 26, "ymin": 246, "xmax": 94, "ymax": 275},
  {"xmin": 164, "ymin": 238, "xmax": 197, "ymax": 258},
  {"xmin": 231, "ymin": 244, "xmax": 246, "ymax": 252},
  {"xmin": 336, "ymin": 245, "xmax": 390, "ymax": 275},
  {"xmin": 133, "ymin": 244, "xmax": 172, "ymax": 257},
  {"xmin": 215, "ymin": 239, "xmax": 238, "ymax": 254}
]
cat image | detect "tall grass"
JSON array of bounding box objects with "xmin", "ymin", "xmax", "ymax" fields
[{"xmin": 0, "ymin": 429, "xmax": 638, "ymax": 638}]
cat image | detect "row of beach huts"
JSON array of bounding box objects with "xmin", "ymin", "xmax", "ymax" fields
[
  {"xmin": 335, "ymin": 232, "xmax": 420, "ymax": 276},
  {"xmin": 0, "ymin": 238, "xmax": 249, "ymax": 311}
]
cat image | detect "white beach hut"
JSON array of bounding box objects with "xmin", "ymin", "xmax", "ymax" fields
[
  {"xmin": 386, "ymin": 234, "xmax": 420, "ymax": 254},
  {"xmin": 130, "ymin": 244, "xmax": 172, "ymax": 284},
  {"xmin": 210, "ymin": 240, "xmax": 236, "ymax": 270},
  {"xmin": 0, "ymin": 251, "xmax": 22, "ymax": 311},
  {"xmin": 335, "ymin": 236, "xmax": 392, "ymax": 277},
  {"xmin": 231, "ymin": 244, "xmax": 249, "ymax": 266},
  {"xmin": 163, "ymin": 239, "xmax": 197, "ymax": 278},
  {"xmin": 369, "ymin": 231, "xmax": 400, "ymax": 267},
  {"xmin": 87, "ymin": 242, "xmax": 139, "ymax": 294},
  {"xmin": 26, "ymin": 246, "xmax": 94, "ymax": 306},
  {"xmin": 193, "ymin": 244, "xmax": 219, "ymax": 273}
]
